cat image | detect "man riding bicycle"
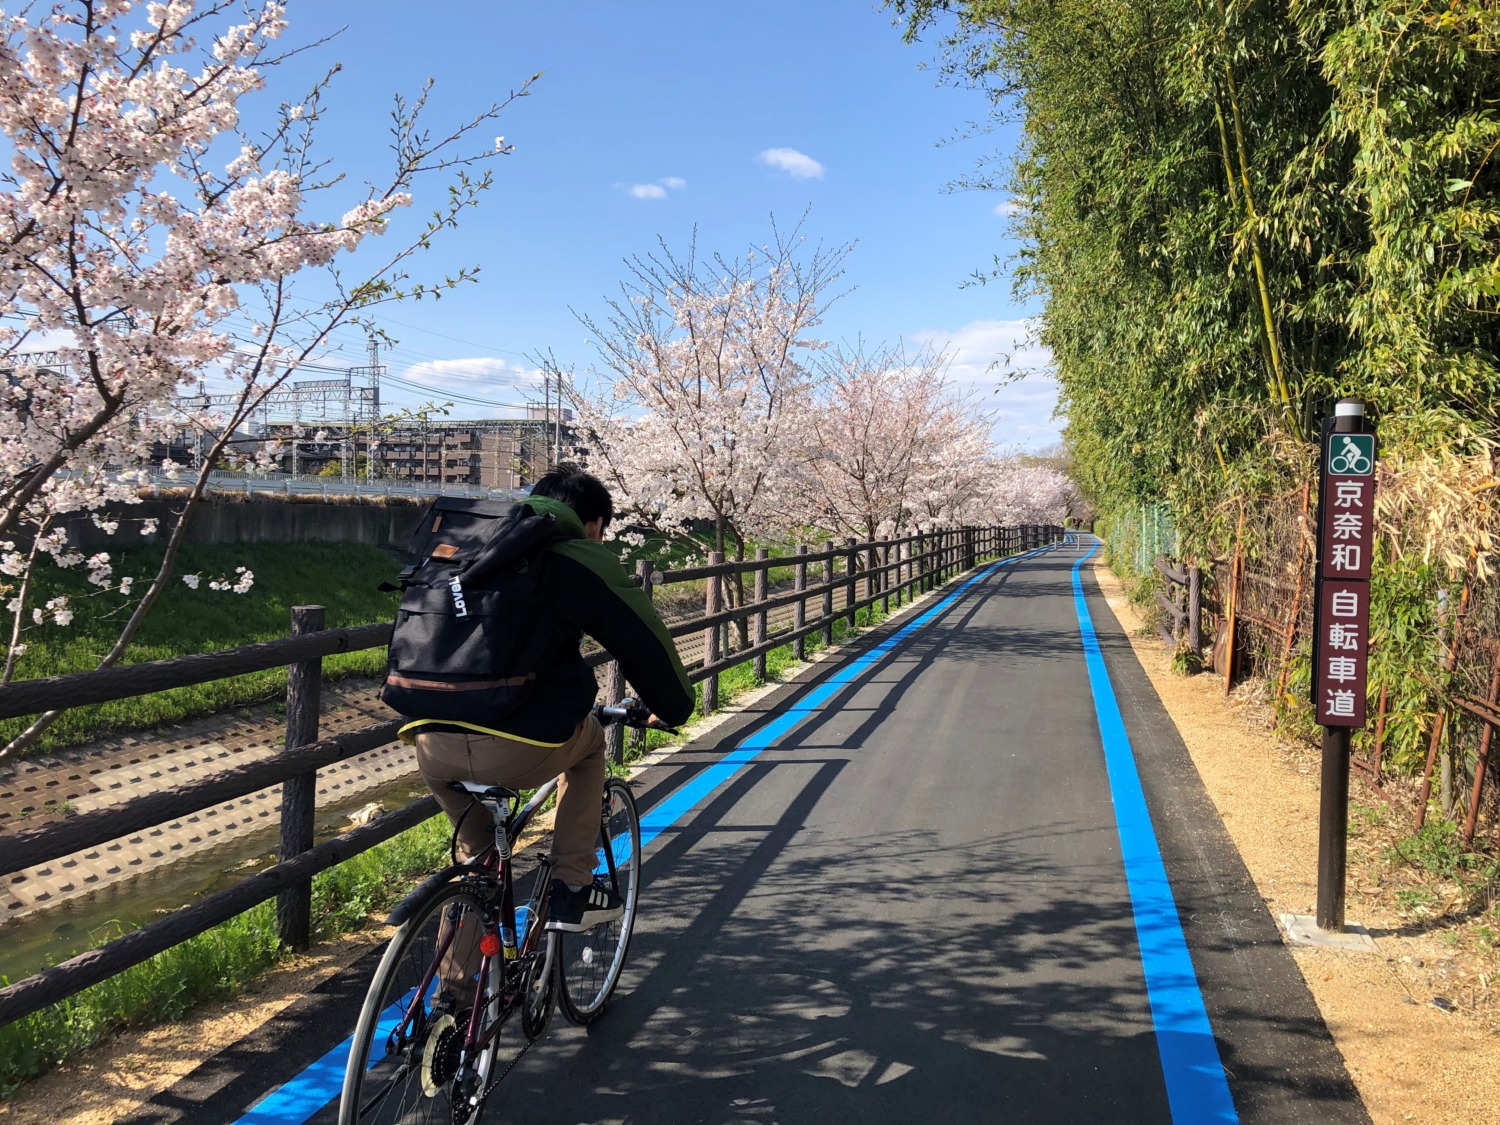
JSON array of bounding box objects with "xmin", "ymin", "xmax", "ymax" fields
[{"xmin": 397, "ymin": 467, "xmax": 694, "ymax": 949}]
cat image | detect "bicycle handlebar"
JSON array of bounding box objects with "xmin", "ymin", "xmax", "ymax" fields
[{"xmin": 594, "ymin": 698, "xmax": 678, "ymax": 735}]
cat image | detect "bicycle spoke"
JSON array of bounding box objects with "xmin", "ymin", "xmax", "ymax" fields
[
  {"xmin": 558, "ymin": 779, "xmax": 640, "ymax": 1025},
  {"xmin": 340, "ymin": 882, "xmax": 505, "ymax": 1124}
]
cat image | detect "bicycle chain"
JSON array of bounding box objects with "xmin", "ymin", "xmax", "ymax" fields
[{"xmin": 468, "ymin": 1038, "xmax": 533, "ymax": 1117}]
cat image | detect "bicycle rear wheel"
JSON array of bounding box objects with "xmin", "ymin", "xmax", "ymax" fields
[
  {"xmin": 339, "ymin": 881, "xmax": 502, "ymax": 1125},
  {"xmin": 557, "ymin": 777, "xmax": 641, "ymax": 1025}
]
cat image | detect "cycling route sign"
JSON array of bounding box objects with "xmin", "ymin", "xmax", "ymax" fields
[
  {"xmin": 1328, "ymin": 433, "xmax": 1375, "ymax": 477},
  {"xmin": 1312, "ymin": 419, "xmax": 1377, "ymax": 726}
]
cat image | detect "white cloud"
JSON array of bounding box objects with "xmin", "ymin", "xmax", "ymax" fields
[
  {"xmin": 622, "ymin": 177, "xmax": 686, "ymax": 200},
  {"xmin": 394, "ymin": 357, "xmax": 547, "ymax": 419},
  {"xmin": 911, "ymin": 318, "xmax": 1061, "ymax": 448},
  {"xmin": 993, "ymin": 198, "xmax": 1024, "ymax": 217},
  {"xmin": 757, "ymin": 147, "xmax": 825, "ymax": 180}
]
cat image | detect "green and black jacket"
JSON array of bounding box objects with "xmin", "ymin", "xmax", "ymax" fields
[{"xmin": 400, "ymin": 495, "xmax": 694, "ymax": 745}]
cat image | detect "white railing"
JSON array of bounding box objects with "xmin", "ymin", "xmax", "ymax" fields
[{"xmin": 138, "ymin": 472, "xmax": 526, "ymax": 503}]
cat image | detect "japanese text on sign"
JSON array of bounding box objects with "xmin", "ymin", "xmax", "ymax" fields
[
  {"xmin": 1320, "ymin": 474, "xmax": 1374, "ymax": 585},
  {"xmin": 1314, "ymin": 579, "xmax": 1370, "ymax": 727}
]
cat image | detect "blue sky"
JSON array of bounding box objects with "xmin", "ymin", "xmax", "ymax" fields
[{"xmin": 242, "ymin": 0, "xmax": 1059, "ymax": 446}]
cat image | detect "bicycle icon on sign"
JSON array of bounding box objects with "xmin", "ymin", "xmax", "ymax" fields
[{"xmin": 1329, "ymin": 435, "xmax": 1373, "ymax": 475}]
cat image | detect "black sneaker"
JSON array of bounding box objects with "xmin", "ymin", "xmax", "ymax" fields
[{"xmin": 546, "ymin": 878, "xmax": 623, "ymax": 932}]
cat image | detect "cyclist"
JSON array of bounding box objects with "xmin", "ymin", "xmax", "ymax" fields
[{"xmin": 398, "ymin": 467, "xmax": 693, "ymax": 975}]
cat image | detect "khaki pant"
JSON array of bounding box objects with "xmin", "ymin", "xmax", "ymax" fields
[
  {"xmin": 415, "ymin": 718, "xmax": 607, "ymax": 1006},
  {"xmin": 413, "ymin": 716, "xmax": 606, "ymax": 888}
]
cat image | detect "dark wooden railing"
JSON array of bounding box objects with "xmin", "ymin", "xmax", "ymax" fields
[{"xmin": 0, "ymin": 523, "xmax": 1063, "ymax": 1027}]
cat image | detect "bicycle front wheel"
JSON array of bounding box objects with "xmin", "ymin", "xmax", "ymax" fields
[
  {"xmin": 557, "ymin": 777, "xmax": 641, "ymax": 1025},
  {"xmin": 339, "ymin": 881, "xmax": 501, "ymax": 1125}
]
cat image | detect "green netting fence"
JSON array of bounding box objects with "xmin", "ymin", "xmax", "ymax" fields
[{"xmin": 1104, "ymin": 502, "xmax": 1177, "ymax": 579}]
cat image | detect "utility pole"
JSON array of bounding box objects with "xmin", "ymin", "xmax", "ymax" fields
[
  {"xmin": 554, "ymin": 366, "xmax": 563, "ymax": 467},
  {"xmin": 542, "ymin": 370, "xmax": 552, "ymax": 475},
  {"xmin": 365, "ymin": 333, "xmax": 381, "ymax": 481}
]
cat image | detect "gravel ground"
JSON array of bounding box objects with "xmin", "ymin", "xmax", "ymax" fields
[{"xmin": 1094, "ymin": 562, "xmax": 1500, "ymax": 1125}]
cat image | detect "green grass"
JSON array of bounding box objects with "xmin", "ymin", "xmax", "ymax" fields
[
  {"xmin": 0, "ymin": 814, "xmax": 450, "ymax": 1096},
  {"xmin": 1385, "ymin": 820, "xmax": 1471, "ymax": 880},
  {"xmin": 1, "ymin": 542, "xmax": 401, "ymax": 753}
]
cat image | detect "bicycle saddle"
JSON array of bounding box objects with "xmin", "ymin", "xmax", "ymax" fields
[{"xmin": 448, "ymin": 780, "xmax": 521, "ymax": 803}]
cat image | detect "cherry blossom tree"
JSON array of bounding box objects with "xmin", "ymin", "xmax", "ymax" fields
[
  {"xmin": 804, "ymin": 340, "xmax": 992, "ymax": 539},
  {"xmin": 556, "ymin": 218, "xmax": 852, "ymax": 559},
  {"xmin": 0, "ymin": 0, "xmax": 531, "ymax": 753},
  {"xmin": 963, "ymin": 461, "xmax": 1077, "ymax": 527}
]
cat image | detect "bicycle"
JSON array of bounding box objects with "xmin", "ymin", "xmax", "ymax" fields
[
  {"xmin": 1330, "ymin": 436, "xmax": 1372, "ymax": 475},
  {"xmin": 338, "ymin": 701, "xmax": 663, "ymax": 1124}
]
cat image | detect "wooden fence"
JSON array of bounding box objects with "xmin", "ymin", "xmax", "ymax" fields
[
  {"xmin": 0, "ymin": 523, "xmax": 1061, "ymax": 1028},
  {"xmin": 1143, "ymin": 486, "xmax": 1500, "ymax": 850}
]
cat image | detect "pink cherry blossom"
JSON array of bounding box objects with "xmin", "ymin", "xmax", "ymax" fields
[
  {"xmin": 0, "ymin": 1, "xmax": 532, "ymax": 754},
  {"xmin": 561, "ymin": 220, "xmax": 852, "ymax": 557}
]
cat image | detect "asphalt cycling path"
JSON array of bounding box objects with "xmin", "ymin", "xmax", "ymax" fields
[{"xmin": 129, "ymin": 537, "xmax": 1368, "ymax": 1125}]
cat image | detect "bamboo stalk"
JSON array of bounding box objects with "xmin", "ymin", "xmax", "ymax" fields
[
  {"xmin": 1416, "ymin": 570, "xmax": 1474, "ymax": 829},
  {"xmin": 1276, "ymin": 481, "xmax": 1313, "ymax": 704}
]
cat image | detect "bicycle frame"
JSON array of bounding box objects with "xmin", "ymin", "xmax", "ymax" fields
[
  {"xmin": 388, "ymin": 777, "xmax": 562, "ymax": 1063},
  {"xmin": 345, "ymin": 706, "xmax": 648, "ymax": 1123}
]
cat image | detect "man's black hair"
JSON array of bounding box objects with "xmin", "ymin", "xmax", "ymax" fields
[{"xmin": 530, "ymin": 465, "xmax": 613, "ymax": 527}]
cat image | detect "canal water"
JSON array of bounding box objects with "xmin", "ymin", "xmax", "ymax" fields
[{"xmin": 0, "ymin": 772, "xmax": 434, "ymax": 985}]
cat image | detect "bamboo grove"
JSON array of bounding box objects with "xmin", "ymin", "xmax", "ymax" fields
[{"xmin": 894, "ymin": 2, "xmax": 1500, "ymax": 817}]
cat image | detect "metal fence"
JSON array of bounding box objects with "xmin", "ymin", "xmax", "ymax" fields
[
  {"xmin": 1104, "ymin": 502, "xmax": 1178, "ymax": 578},
  {"xmin": 140, "ymin": 472, "xmax": 524, "ymax": 503}
]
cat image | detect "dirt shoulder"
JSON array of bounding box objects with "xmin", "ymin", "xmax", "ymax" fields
[{"xmin": 1092, "ymin": 560, "xmax": 1500, "ymax": 1125}]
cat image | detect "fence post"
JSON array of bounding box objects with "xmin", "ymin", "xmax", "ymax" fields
[
  {"xmin": 881, "ymin": 542, "xmax": 891, "ymax": 616},
  {"xmin": 822, "ymin": 548, "xmax": 835, "ymax": 647},
  {"xmin": 631, "ymin": 560, "xmax": 655, "ymax": 755},
  {"xmin": 703, "ymin": 552, "xmax": 722, "ymax": 714},
  {"xmin": 897, "ymin": 538, "xmax": 907, "ymax": 604},
  {"xmin": 794, "ymin": 545, "xmax": 808, "ymax": 661},
  {"xmin": 1223, "ymin": 511, "xmax": 1244, "ymax": 697},
  {"xmin": 846, "ymin": 537, "xmax": 858, "ymax": 629},
  {"xmin": 753, "ymin": 548, "xmax": 769, "ymax": 682},
  {"xmin": 1188, "ymin": 565, "xmax": 1202, "ymax": 652},
  {"xmin": 277, "ymin": 604, "xmax": 324, "ymax": 951},
  {"xmin": 604, "ymin": 658, "xmax": 626, "ymax": 765}
]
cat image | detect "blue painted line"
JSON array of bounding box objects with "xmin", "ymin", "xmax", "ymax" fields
[
  {"xmin": 1069, "ymin": 540, "xmax": 1238, "ymax": 1124},
  {"xmin": 238, "ymin": 542, "xmax": 1059, "ymax": 1123},
  {"xmin": 636, "ymin": 542, "xmax": 1058, "ymax": 849},
  {"xmin": 238, "ymin": 986, "xmax": 417, "ymax": 1125}
]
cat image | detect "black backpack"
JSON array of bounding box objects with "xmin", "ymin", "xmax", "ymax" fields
[{"xmin": 381, "ymin": 497, "xmax": 565, "ymax": 724}]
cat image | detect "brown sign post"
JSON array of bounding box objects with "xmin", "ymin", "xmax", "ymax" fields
[{"xmin": 1310, "ymin": 401, "xmax": 1376, "ymax": 933}]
